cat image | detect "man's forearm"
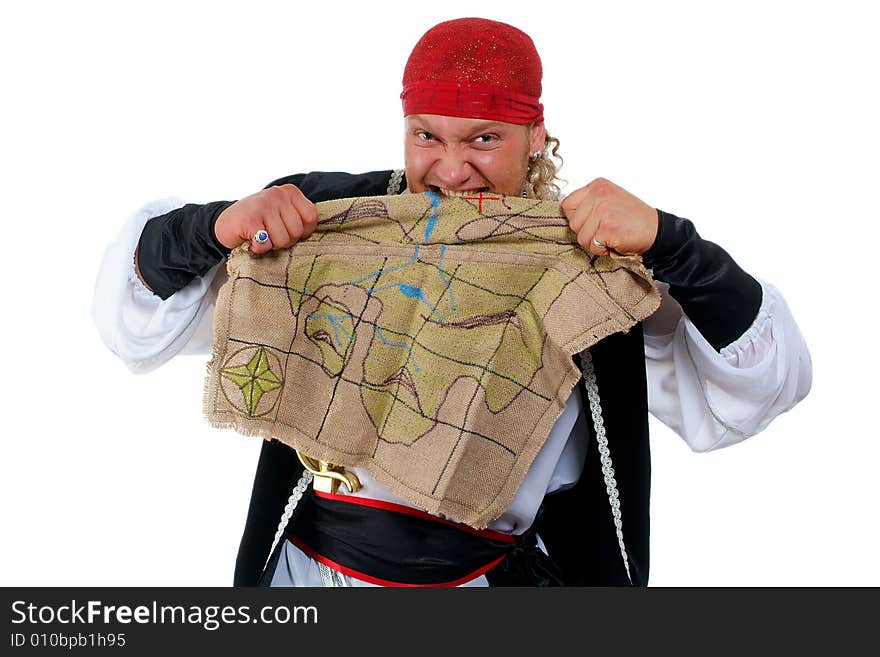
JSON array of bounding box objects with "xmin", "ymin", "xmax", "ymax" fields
[
  {"xmin": 135, "ymin": 201, "xmax": 235, "ymax": 300},
  {"xmin": 642, "ymin": 210, "xmax": 763, "ymax": 351}
]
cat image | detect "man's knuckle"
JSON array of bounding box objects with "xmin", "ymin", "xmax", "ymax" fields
[
  {"xmin": 591, "ymin": 177, "xmax": 612, "ymax": 195},
  {"xmin": 254, "ymin": 196, "xmax": 271, "ymax": 214}
]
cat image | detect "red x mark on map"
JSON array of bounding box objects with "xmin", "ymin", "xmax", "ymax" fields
[{"xmin": 463, "ymin": 192, "xmax": 501, "ymax": 213}]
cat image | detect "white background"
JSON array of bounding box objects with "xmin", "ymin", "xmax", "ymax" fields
[{"xmin": 1, "ymin": 0, "xmax": 877, "ymax": 586}]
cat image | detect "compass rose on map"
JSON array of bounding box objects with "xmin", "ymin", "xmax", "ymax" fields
[{"xmin": 219, "ymin": 346, "xmax": 284, "ymax": 417}]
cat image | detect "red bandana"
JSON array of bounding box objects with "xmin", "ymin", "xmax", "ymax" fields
[{"xmin": 401, "ymin": 17, "xmax": 544, "ymax": 125}]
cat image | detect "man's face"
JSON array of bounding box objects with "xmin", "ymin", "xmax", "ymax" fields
[{"xmin": 404, "ymin": 114, "xmax": 546, "ymax": 197}]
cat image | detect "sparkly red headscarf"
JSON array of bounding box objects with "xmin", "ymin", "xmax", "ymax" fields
[{"xmin": 401, "ymin": 17, "xmax": 544, "ymax": 125}]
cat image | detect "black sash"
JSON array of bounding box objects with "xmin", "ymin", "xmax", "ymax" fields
[{"xmin": 287, "ymin": 490, "xmax": 564, "ymax": 587}]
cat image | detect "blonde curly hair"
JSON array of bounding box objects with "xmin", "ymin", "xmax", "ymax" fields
[{"xmin": 525, "ymin": 130, "xmax": 564, "ymax": 201}]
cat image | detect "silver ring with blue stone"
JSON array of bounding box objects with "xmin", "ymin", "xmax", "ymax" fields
[{"xmin": 252, "ymin": 229, "xmax": 270, "ymax": 244}]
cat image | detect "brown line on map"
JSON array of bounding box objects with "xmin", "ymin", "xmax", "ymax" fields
[
  {"xmin": 317, "ymin": 198, "xmax": 433, "ymax": 244},
  {"xmin": 377, "ymin": 366, "xmax": 425, "ymax": 416},
  {"xmin": 421, "ymin": 310, "xmax": 526, "ymax": 346}
]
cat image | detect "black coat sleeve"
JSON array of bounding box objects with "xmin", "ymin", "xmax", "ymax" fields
[
  {"xmin": 642, "ymin": 210, "xmax": 763, "ymax": 351},
  {"xmin": 134, "ymin": 170, "xmax": 398, "ymax": 300},
  {"xmin": 136, "ymin": 201, "xmax": 235, "ymax": 300}
]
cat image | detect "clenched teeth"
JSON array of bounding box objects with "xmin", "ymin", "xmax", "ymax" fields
[{"xmin": 435, "ymin": 188, "xmax": 489, "ymax": 197}]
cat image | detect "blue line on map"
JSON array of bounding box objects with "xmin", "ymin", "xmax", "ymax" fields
[
  {"xmin": 349, "ymin": 244, "xmax": 421, "ymax": 286},
  {"xmin": 308, "ymin": 310, "xmax": 422, "ymax": 372},
  {"xmin": 424, "ymin": 191, "xmax": 440, "ymax": 241},
  {"xmin": 437, "ymin": 244, "xmax": 456, "ymax": 311},
  {"xmin": 307, "ymin": 312, "xmax": 354, "ymax": 348},
  {"xmin": 370, "ymin": 282, "xmax": 444, "ymax": 323},
  {"xmin": 374, "ymin": 327, "xmax": 420, "ymax": 372}
]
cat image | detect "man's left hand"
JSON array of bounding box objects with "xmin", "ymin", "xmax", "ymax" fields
[{"xmin": 561, "ymin": 178, "xmax": 659, "ymax": 257}]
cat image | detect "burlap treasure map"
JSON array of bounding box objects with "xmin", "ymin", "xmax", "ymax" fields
[{"xmin": 204, "ymin": 191, "xmax": 660, "ymax": 528}]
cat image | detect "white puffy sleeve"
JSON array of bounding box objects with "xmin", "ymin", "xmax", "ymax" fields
[
  {"xmin": 643, "ymin": 280, "xmax": 812, "ymax": 452},
  {"xmin": 91, "ymin": 199, "xmax": 225, "ymax": 373}
]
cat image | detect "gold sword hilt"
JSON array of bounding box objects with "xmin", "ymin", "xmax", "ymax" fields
[{"xmin": 296, "ymin": 451, "xmax": 362, "ymax": 494}]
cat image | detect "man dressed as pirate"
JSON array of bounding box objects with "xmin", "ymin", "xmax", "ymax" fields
[{"xmin": 93, "ymin": 17, "xmax": 812, "ymax": 586}]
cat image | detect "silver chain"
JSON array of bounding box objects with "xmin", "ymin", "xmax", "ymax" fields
[
  {"xmin": 263, "ymin": 470, "xmax": 314, "ymax": 572},
  {"xmin": 579, "ymin": 350, "xmax": 633, "ymax": 585},
  {"xmin": 387, "ymin": 168, "xmax": 405, "ymax": 195}
]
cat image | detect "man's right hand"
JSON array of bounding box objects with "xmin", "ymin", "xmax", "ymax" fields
[{"xmin": 214, "ymin": 184, "xmax": 319, "ymax": 254}]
